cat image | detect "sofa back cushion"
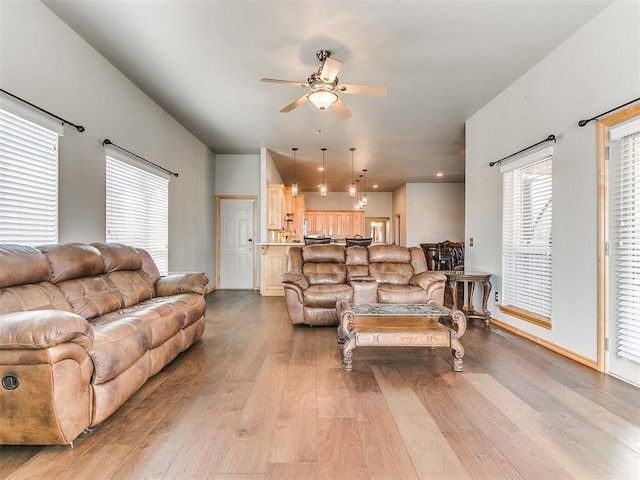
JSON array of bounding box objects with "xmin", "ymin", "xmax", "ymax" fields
[
  {"xmin": 38, "ymin": 243, "xmax": 105, "ymax": 283},
  {"xmin": 301, "ymin": 244, "xmax": 346, "ymax": 285},
  {"xmin": 368, "ymin": 244, "xmax": 414, "ymax": 285},
  {"xmin": 92, "ymin": 243, "xmax": 156, "ymax": 306},
  {"xmin": 345, "ymin": 246, "xmax": 370, "ymax": 280},
  {"xmin": 0, "ymin": 244, "xmax": 52, "ymax": 288}
]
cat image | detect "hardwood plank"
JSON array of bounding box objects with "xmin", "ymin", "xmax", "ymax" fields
[
  {"xmin": 213, "ymin": 475, "xmax": 265, "ymax": 480},
  {"xmin": 216, "ymin": 338, "xmax": 292, "ymax": 474},
  {"xmin": 467, "ymin": 373, "xmax": 621, "ymax": 479},
  {"xmin": 316, "ymin": 366, "xmax": 355, "ymax": 418},
  {"xmin": 371, "ymin": 365, "xmax": 471, "ymax": 480},
  {"xmin": 267, "ymin": 463, "xmax": 316, "ymax": 480},
  {"xmin": 443, "ymin": 432, "xmax": 524, "ymax": 480},
  {"xmin": 350, "ymin": 389, "xmax": 420, "ymax": 480},
  {"xmin": 316, "ymin": 417, "xmax": 368, "ymax": 480},
  {"xmin": 270, "ymin": 377, "xmax": 317, "ymax": 464},
  {"xmin": 287, "ymin": 327, "xmax": 317, "ymax": 378},
  {"xmin": 158, "ymin": 382, "xmax": 254, "ymax": 479}
]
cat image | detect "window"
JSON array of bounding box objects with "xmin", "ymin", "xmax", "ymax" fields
[
  {"xmin": 0, "ymin": 100, "xmax": 63, "ymax": 245},
  {"xmin": 500, "ymin": 145, "xmax": 553, "ymax": 327},
  {"xmin": 106, "ymin": 154, "xmax": 169, "ymax": 275}
]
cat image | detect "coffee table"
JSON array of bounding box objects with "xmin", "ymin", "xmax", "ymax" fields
[{"xmin": 336, "ymin": 300, "xmax": 467, "ymax": 372}]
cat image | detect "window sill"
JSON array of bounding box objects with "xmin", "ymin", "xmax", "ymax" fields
[{"xmin": 498, "ymin": 304, "xmax": 552, "ymax": 330}]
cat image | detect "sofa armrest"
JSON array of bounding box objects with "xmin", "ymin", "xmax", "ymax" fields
[
  {"xmin": 0, "ymin": 310, "xmax": 93, "ymax": 350},
  {"xmin": 410, "ymin": 271, "xmax": 447, "ymax": 290},
  {"xmin": 156, "ymin": 272, "xmax": 209, "ymax": 296},
  {"xmin": 281, "ymin": 271, "xmax": 309, "ymax": 290}
]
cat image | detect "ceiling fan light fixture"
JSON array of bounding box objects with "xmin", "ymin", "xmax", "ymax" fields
[{"xmin": 308, "ymin": 90, "xmax": 338, "ymax": 111}]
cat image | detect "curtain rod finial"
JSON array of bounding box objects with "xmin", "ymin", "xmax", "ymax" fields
[
  {"xmin": 578, "ymin": 119, "xmax": 590, "ymax": 127},
  {"xmin": 76, "ymin": 125, "xmax": 85, "ymax": 133}
]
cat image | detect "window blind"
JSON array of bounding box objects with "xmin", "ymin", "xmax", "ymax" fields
[
  {"xmin": 610, "ymin": 121, "xmax": 640, "ymax": 363},
  {"xmin": 0, "ymin": 107, "xmax": 60, "ymax": 245},
  {"xmin": 502, "ymin": 149, "xmax": 553, "ymax": 319},
  {"xmin": 106, "ymin": 156, "xmax": 169, "ymax": 275}
]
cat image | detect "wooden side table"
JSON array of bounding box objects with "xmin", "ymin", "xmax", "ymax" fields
[{"xmin": 442, "ymin": 271, "xmax": 492, "ymax": 326}]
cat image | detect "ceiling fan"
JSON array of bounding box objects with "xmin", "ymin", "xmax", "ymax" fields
[{"xmin": 260, "ymin": 49, "xmax": 387, "ymax": 120}]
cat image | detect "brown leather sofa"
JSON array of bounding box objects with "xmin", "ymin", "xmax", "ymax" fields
[
  {"xmin": 281, "ymin": 244, "xmax": 446, "ymax": 326},
  {"xmin": 0, "ymin": 242, "xmax": 208, "ymax": 445}
]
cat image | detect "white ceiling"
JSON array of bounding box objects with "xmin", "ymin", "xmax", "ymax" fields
[{"xmin": 44, "ymin": 0, "xmax": 611, "ymax": 192}]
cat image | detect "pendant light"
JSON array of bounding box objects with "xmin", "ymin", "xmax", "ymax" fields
[
  {"xmin": 349, "ymin": 147, "xmax": 356, "ymax": 197},
  {"xmin": 355, "ymin": 179, "xmax": 361, "ymax": 210},
  {"xmin": 320, "ymin": 148, "xmax": 327, "ymax": 197},
  {"xmin": 362, "ymin": 169, "xmax": 368, "ymax": 206},
  {"xmin": 291, "ymin": 147, "xmax": 298, "ymax": 197}
]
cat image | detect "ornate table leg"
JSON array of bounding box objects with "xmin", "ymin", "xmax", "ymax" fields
[
  {"xmin": 466, "ymin": 281, "xmax": 475, "ymax": 314},
  {"xmin": 450, "ymin": 309, "xmax": 466, "ymax": 372},
  {"xmin": 448, "ymin": 278, "xmax": 459, "ymax": 310},
  {"xmin": 481, "ymin": 279, "xmax": 492, "ymax": 326}
]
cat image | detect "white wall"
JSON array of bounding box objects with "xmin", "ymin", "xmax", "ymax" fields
[
  {"xmin": 405, "ymin": 183, "xmax": 465, "ymax": 247},
  {"xmin": 465, "ymin": 0, "xmax": 639, "ymax": 361},
  {"xmin": 392, "ymin": 184, "xmax": 407, "ymax": 245},
  {"xmin": 215, "ymin": 154, "xmax": 260, "ymax": 195},
  {"xmin": 1, "ymin": 1, "xmax": 215, "ymax": 281}
]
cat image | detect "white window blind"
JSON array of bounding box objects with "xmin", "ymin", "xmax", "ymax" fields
[
  {"xmin": 501, "ymin": 146, "xmax": 553, "ymax": 319},
  {"xmin": 106, "ymin": 156, "xmax": 169, "ymax": 275},
  {"xmin": 0, "ymin": 106, "xmax": 61, "ymax": 245},
  {"xmin": 610, "ymin": 120, "xmax": 640, "ymax": 363}
]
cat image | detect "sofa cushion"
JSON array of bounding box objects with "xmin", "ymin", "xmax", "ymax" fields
[
  {"xmin": 0, "ymin": 283, "xmax": 73, "ymax": 314},
  {"xmin": 56, "ymin": 275, "xmax": 124, "ymax": 320},
  {"xmin": 377, "ymin": 284, "xmax": 427, "ymax": 304},
  {"xmin": 138, "ymin": 293, "xmax": 206, "ymax": 329},
  {"xmin": 95, "ymin": 301, "xmax": 183, "ymax": 349},
  {"xmin": 369, "ymin": 262, "xmax": 414, "ymax": 285},
  {"xmin": 301, "ymin": 244, "xmax": 345, "ymax": 263},
  {"xmin": 0, "ymin": 245, "xmax": 51, "ymax": 288},
  {"xmin": 303, "ymin": 284, "xmax": 353, "ymax": 308},
  {"xmin": 89, "ymin": 316, "xmax": 151, "ymax": 385},
  {"xmin": 368, "ymin": 244, "xmax": 412, "ymax": 263},
  {"xmin": 91, "ymin": 243, "xmax": 142, "ymax": 273},
  {"xmin": 303, "ymin": 263, "xmax": 347, "ymax": 285},
  {"xmin": 107, "ymin": 271, "xmax": 155, "ymax": 307},
  {"xmin": 38, "ymin": 243, "xmax": 105, "ymax": 283},
  {"xmin": 346, "ymin": 246, "xmax": 370, "ymax": 281}
]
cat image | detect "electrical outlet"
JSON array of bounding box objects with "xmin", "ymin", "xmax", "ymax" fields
[
  {"xmin": 469, "ymin": 237, "xmax": 474, "ymax": 247},
  {"xmin": 494, "ymin": 292, "xmax": 499, "ymax": 302}
]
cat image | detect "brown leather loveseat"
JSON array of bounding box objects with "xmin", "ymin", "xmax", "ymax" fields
[
  {"xmin": 281, "ymin": 244, "xmax": 446, "ymax": 325},
  {"xmin": 0, "ymin": 242, "xmax": 208, "ymax": 445}
]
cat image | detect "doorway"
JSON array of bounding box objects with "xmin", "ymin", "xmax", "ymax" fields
[
  {"xmin": 598, "ymin": 104, "xmax": 640, "ymax": 385},
  {"xmin": 365, "ymin": 217, "xmax": 390, "ymax": 244},
  {"xmin": 216, "ymin": 196, "xmax": 257, "ymax": 290}
]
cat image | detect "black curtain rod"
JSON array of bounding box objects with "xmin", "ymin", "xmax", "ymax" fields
[
  {"xmin": 578, "ymin": 96, "xmax": 640, "ymax": 127},
  {"xmin": 489, "ymin": 135, "xmax": 556, "ymax": 167},
  {"xmin": 0, "ymin": 88, "xmax": 85, "ymax": 133},
  {"xmin": 102, "ymin": 139, "xmax": 179, "ymax": 177}
]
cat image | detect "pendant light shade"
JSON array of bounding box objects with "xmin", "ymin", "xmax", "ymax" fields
[
  {"xmin": 291, "ymin": 147, "xmax": 298, "ymax": 197},
  {"xmin": 362, "ymin": 169, "xmax": 368, "ymax": 206},
  {"xmin": 320, "ymin": 148, "xmax": 327, "ymax": 197},
  {"xmin": 349, "ymin": 147, "xmax": 356, "ymax": 197}
]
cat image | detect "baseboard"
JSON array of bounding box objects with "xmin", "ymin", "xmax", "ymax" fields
[{"xmin": 490, "ymin": 318, "xmax": 598, "ymax": 370}]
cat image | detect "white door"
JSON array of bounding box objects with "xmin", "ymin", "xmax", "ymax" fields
[
  {"xmin": 607, "ymin": 116, "xmax": 640, "ymax": 385},
  {"xmin": 219, "ymin": 198, "xmax": 254, "ymax": 289}
]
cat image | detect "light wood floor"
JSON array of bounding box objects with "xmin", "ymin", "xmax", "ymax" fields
[{"xmin": 2, "ymin": 290, "xmax": 639, "ymax": 479}]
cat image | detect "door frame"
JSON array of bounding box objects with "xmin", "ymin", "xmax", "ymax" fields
[
  {"xmin": 215, "ymin": 195, "xmax": 258, "ymax": 291},
  {"xmin": 597, "ymin": 103, "xmax": 640, "ymax": 373}
]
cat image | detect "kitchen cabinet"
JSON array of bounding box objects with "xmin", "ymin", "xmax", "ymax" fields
[
  {"xmin": 267, "ymin": 184, "xmax": 285, "ymax": 230},
  {"xmin": 283, "ymin": 187, "xmax": 306, "ymax": 238},
  {"xmin": 305, "ymin": 211, "xmax": 364, "ymax": 238},
  {"xmin": 259, "ymin": 243, "xmax": 293, "ymax": 296}
]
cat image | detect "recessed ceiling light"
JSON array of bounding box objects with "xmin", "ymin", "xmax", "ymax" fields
[
  {"xmin": 373, "ymin": 184, "xmax": 379, "ymax": 188},
  {"xmin": 436, "ymin": 172, "xmax": 444, "ymax": 177},
  {"xmin": 318, "ymin": 167, "xmax": 324, "ymax": 171}
]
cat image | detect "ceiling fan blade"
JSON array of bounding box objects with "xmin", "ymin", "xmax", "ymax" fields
[
  {"xmin": 280, "ymin": 94, "xmax": 308, "ymax": 113},
  {"xmin": 319, "ymin": 57, "xmax": 343, "ymax": 83},
  {"xmin": 331, "ymin": 98, "xmax": 351, "ymax": 120},
  {"xmin": 261, "ymin": 78, "xmax": 307, "ymax": 88},
  {"xmin": 338, "ymin": 84, "xmax": 388, "ymax": 96}
]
